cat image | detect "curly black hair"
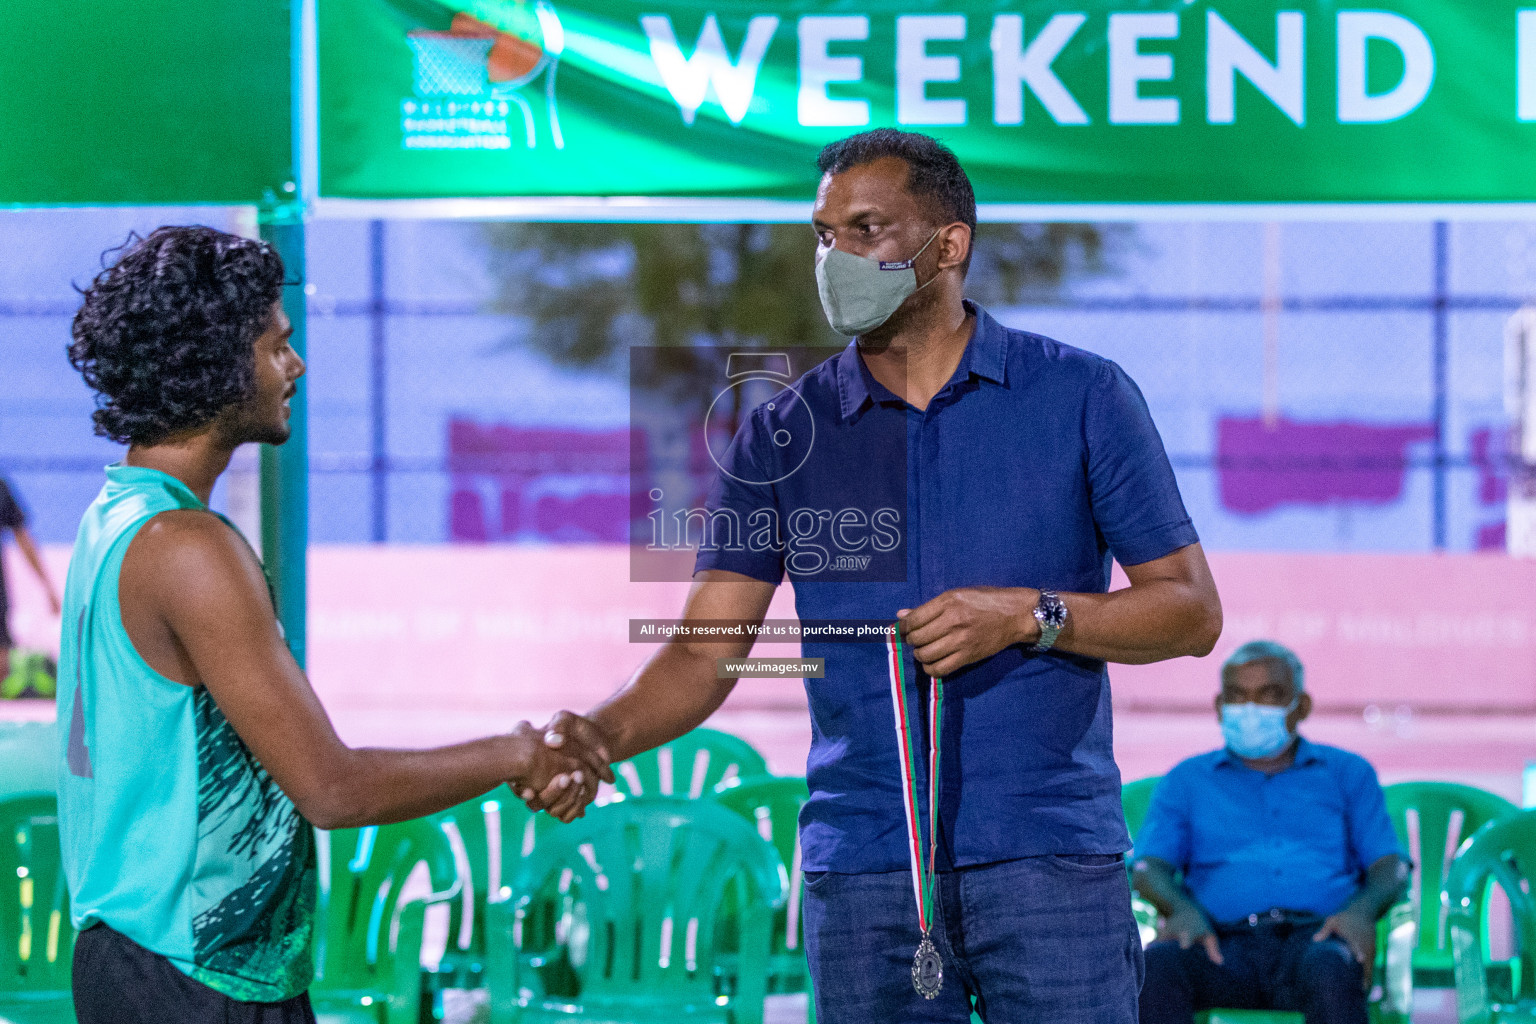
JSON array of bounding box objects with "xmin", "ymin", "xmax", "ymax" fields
[{"xmin": 68, "ymin": 225, "xmax": 287, "ymax": 446}]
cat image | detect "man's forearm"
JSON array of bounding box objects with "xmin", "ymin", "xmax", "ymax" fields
[
  {"xmin": 13, "ymin": 528, "xmax": 55, "ymax": 596},
  {"xmin": 956, "ymin": 579, "xmax": 1219, "ymax": 665},
  {"xmin": 525, "ymin": 571, "xmax": 774, "ymax": 820},
  {"xmin": 1132, "ymin": 858, "xmax": 1205, "ymax": 919},
  {"xmin": 588, "ymin": 639, "xmax": 740, "ymax": 762},
  {"xmin": 1340, "ymin": 855, "xmax": 1411, "ymax": 922},
  {"xmin": 901, "ymin": 546, "xmax": 1220, "ymax": 677},
  {"xmin": 1059, "ymin": 543, "xmax": 1222, "ymax": 664},
  {"xmin": 1056, "ymin": 577, "xmax": 1222, "ymax": 664},
  {"xmin": 302, "ymin": 734, "xmax": 525, "ymax": 830}
]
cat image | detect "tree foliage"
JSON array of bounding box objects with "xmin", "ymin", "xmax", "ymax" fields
[
  {"xmin": 482, "ymin": 221, "xmax": 1129, "ymax": 418},
  {"xmin": 486, "ymin": 222, "xmax": 1125, "ymax": 355}
]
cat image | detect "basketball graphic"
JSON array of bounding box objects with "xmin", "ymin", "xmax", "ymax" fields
[{"xmin": 405, "ymin": 0, "xmax": 565, "ymax": 148}]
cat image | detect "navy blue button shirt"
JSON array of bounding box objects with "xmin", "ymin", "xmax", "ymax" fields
[
  {"xmin": 1133, "ymin": 738, "xmax": 1405, "ymax": 923},
  {"xmin": 695, "ymin": 302, "xmax": 1199, "ymax": 873}
]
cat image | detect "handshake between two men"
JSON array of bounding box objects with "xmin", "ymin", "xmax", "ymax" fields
[
  {"xmin": 496, "ymin": 578, "xmax": 1114, "ymax": 825},
  {"xmin": 505, "ymin": 711, "xmax": 616, "ymax": 824}
]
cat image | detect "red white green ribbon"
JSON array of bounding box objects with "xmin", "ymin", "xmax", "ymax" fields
[{"xmin": 887, "ymin": 624, "xmax": 942, "ymax": 936}]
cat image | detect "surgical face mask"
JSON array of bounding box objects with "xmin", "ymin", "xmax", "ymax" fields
[
  {"xmin": 814, "ymin": 229, "xmax": 940, "ymax": 336},
  {"xmin": 1220, "ymin": 699, "xmax": 1299, "ymax": 760}
]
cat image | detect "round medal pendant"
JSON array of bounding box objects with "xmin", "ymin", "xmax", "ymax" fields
[{"xmin": 912, "ymin": 935, "xmax": 944, "ymax": 999}]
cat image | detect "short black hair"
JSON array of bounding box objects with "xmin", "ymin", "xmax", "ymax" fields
[
  {"xmin": 69, "ymin": 226, "xmax": 286, "ymax": 446},
  {"xmin": 816, "ymin": 129, "xmax": 977, "ymax": 273}
]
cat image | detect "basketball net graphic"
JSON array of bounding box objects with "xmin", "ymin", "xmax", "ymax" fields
[{"xmin": 407, "ymin": 2, "xmax": 565, "ymax": 149}]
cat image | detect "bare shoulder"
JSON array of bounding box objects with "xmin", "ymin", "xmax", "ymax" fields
[
  {"xmin": 132, "ymin": 508, "xmax": 249, "ymax": 563},
  {"xmin": 125, "ymin": 509, "xmax": 269, "ymax": 609}
]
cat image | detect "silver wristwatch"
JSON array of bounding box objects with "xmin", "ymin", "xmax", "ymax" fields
[{"xmin": 1030, "ymin": 590, "xmax": 1067, "ymax": 652}]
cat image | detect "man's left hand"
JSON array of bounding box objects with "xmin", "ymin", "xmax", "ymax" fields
[
  {"xmin": 898, "ymin": 587, "xmax": 1038, "ymax": 678},
  {"xmin": 1314, "ymin": 910, "xmax": 1378, "ymax": 992}
]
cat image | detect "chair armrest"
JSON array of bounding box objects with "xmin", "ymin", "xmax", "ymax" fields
[
  {"xmin": 1378, "ymin": 901, "xmax": 1416, "ymax": 1018},
  {"xmin": 484, "ymin": 895, "xmax": 525, "ymax": 1022},
  {"xmin": 384, "ymin": 899, "xmax": 428, "ymax": 1023},
  {"xmin": 733, "ymin": 899, "xmax": 774, "ymax": 1024},
  {"xmin": 381, "ymin": 877, "xmax": 462, "ymax": 1021},
  {"xmin": 1131, "ymin": 896, "xmax": 1160, "ymax": 948},
  {"xmin": 1449, "ymin": 911, "xmax": 1492, "ymax": 1024}
]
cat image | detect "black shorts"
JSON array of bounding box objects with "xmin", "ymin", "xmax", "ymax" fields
[{"xmin": 72, "ymin": 923, "xmax": 315, "ymax": 1024}]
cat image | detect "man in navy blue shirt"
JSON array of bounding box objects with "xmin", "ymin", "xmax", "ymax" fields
[
  {"xmin": 527, "ymin": 130, "xmax": 1222, "ymax": 1022},
  {"xmin": 1134, "ymin": 641, "xmax": 1409, "ymax": 1024}
]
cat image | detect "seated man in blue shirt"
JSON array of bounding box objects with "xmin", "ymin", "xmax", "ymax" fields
[{"xmin": 1133, "ymin": 640, "xmax": 1409, "ymax": 1024}]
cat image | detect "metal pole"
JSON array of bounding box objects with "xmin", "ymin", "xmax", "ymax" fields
[
  {"xmin": 1261, "ymin": 222, "xmax": 1282, "ymax": 429},
  {"xmin": 259, "ymin": 209, "xmax": 308, "ymax": 667},
  {"xmin": 257, "ymin": 0, "xmax": 311, "ymax": 666},
  {"xmin": 1432, "ymin": 221, "xmax": 1449, "ymax": 551},
  {"xmin": 369, "ymin": 219, "xmax": 388, "ymax": 542}
]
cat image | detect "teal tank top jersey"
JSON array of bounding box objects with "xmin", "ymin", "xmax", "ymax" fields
[{"xmin": 56, "ymin": 465, "xmax": 316, "ymax": 1001}]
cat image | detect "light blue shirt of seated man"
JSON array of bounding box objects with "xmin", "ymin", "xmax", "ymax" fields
[{"xmin": 1133, "ymin": 642, "xmax": 1405, "ymax": 924}]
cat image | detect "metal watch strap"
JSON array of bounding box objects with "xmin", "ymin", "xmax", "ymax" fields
[{"xmin": 1030, "ymin": 590, "xmax": 1065, "ymax": 652}]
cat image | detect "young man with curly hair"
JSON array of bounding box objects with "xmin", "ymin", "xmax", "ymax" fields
[{"xmin": 58, "ymin": 225, "xmax": 613, "ymax": 1023}]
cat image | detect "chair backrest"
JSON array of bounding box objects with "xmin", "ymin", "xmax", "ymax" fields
[
  {"xmin": 1122, "ymin": 776, "xmax": 1163, "ymax": 843},
  {"xmin": 432, "ymin": 785, "xmax": 536, "ymax": 960},
  {"xmin": 609, "ymin": 728, "xmax": 768, "ymax": 801},
  {"xmin": 502, "ymin": 798, "xmax": 787, "ymax": 1019},
  {"xmin": 0, "ymin": 794, "xmax": 74, "ymax": 994},
  {"xmin": 1384, "ymin": 782, "xmax": 1518, "ymax": 963},
  {"xmin": 1444, "ymin": 810, "xmax": 1536, "ymax": 1017},
  {"xmin": 313, "ymin": 817, "xmax": 461, "ymax": 995},
  {"xmin": 0, "ymin": 722, "xmax": 57, "ymax": 801},
  {"xmin": 716, "ymin": 775, "xmax": 809, "ymax": 955}
]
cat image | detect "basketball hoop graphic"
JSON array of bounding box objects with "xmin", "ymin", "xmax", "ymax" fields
[{"xmin": 405, "ymin": 1, "xmax": 565, "ymax": 149}]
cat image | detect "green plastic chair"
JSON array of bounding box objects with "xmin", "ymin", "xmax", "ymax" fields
[
  {"xmin": 311, "ymin": 818, "xmax": 462, "ymax": 1024},
  {"xmin": 1123, "ymin": 775, "xmax": 1162, "ymax": 839},
  {"xmin": 1446, "ymin": 809, "xmax": 1536, "ymax": 1023},
  {"xmin": 1124, "ymin": 776, "xmax": 1164, "ymax": 947},
  {"xmin": 608, "ymin": 728, "xmax": 768, "ymax": 801},
  {"xmin": 0, "ymin": 722, "xmax": 57, "ymax": 800},
  {"xmin": 426, "ymin": 785, "xmax": 524, "ymax": 991},
  {"xmin": 0, "ymin": 794, "xmax": 75, "ymax": 1024},
  {"xmin": 716, "ymin": 775, "xmax": 809, "ymax": 994},
  {"xmin": 428, "ymin": 787, "xmax": 573, "ymax": 999},
  {"xmin": 1386, "ymin": 782, "xmax": 1519, "ymax": 988},
  {"xmin": 485, "ymin": 797, "xmax": 788, "ymax": 1024}
]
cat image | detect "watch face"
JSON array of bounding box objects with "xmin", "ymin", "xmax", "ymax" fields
[{"xmin": 1039, "ymin": 593, "xmax": 1067, "ymax": 629}]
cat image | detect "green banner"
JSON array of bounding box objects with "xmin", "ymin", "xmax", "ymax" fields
[
  {"xmin": 318, "ymin": 0, "xmax": 1536, "ymax": 206},
  {"xmin": 0, "ymin": 1, "xmax": 292, "ymax": 206}
]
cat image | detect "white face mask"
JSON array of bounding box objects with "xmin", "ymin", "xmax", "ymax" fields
[{"xmin": 814, "ymin": 229, "xmax": 940, "ymax": 336}]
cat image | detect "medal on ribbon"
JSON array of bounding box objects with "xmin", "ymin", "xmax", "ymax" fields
[{"xmin": 887, "ymin": 624, "xmax": 944, "ymax": 999}]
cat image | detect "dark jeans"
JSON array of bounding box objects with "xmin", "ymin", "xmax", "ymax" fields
[
  {"xmin": 803, "ymin": 854, "xmax": 1143, "ymax": 1024},
  {"xmin": 72, "ymin": 923, "xmax": 316, "ymax": 1024},
  {"xmin": 1139, "ymin": 913, "xmax": 1368, "ymax": 1024}
]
